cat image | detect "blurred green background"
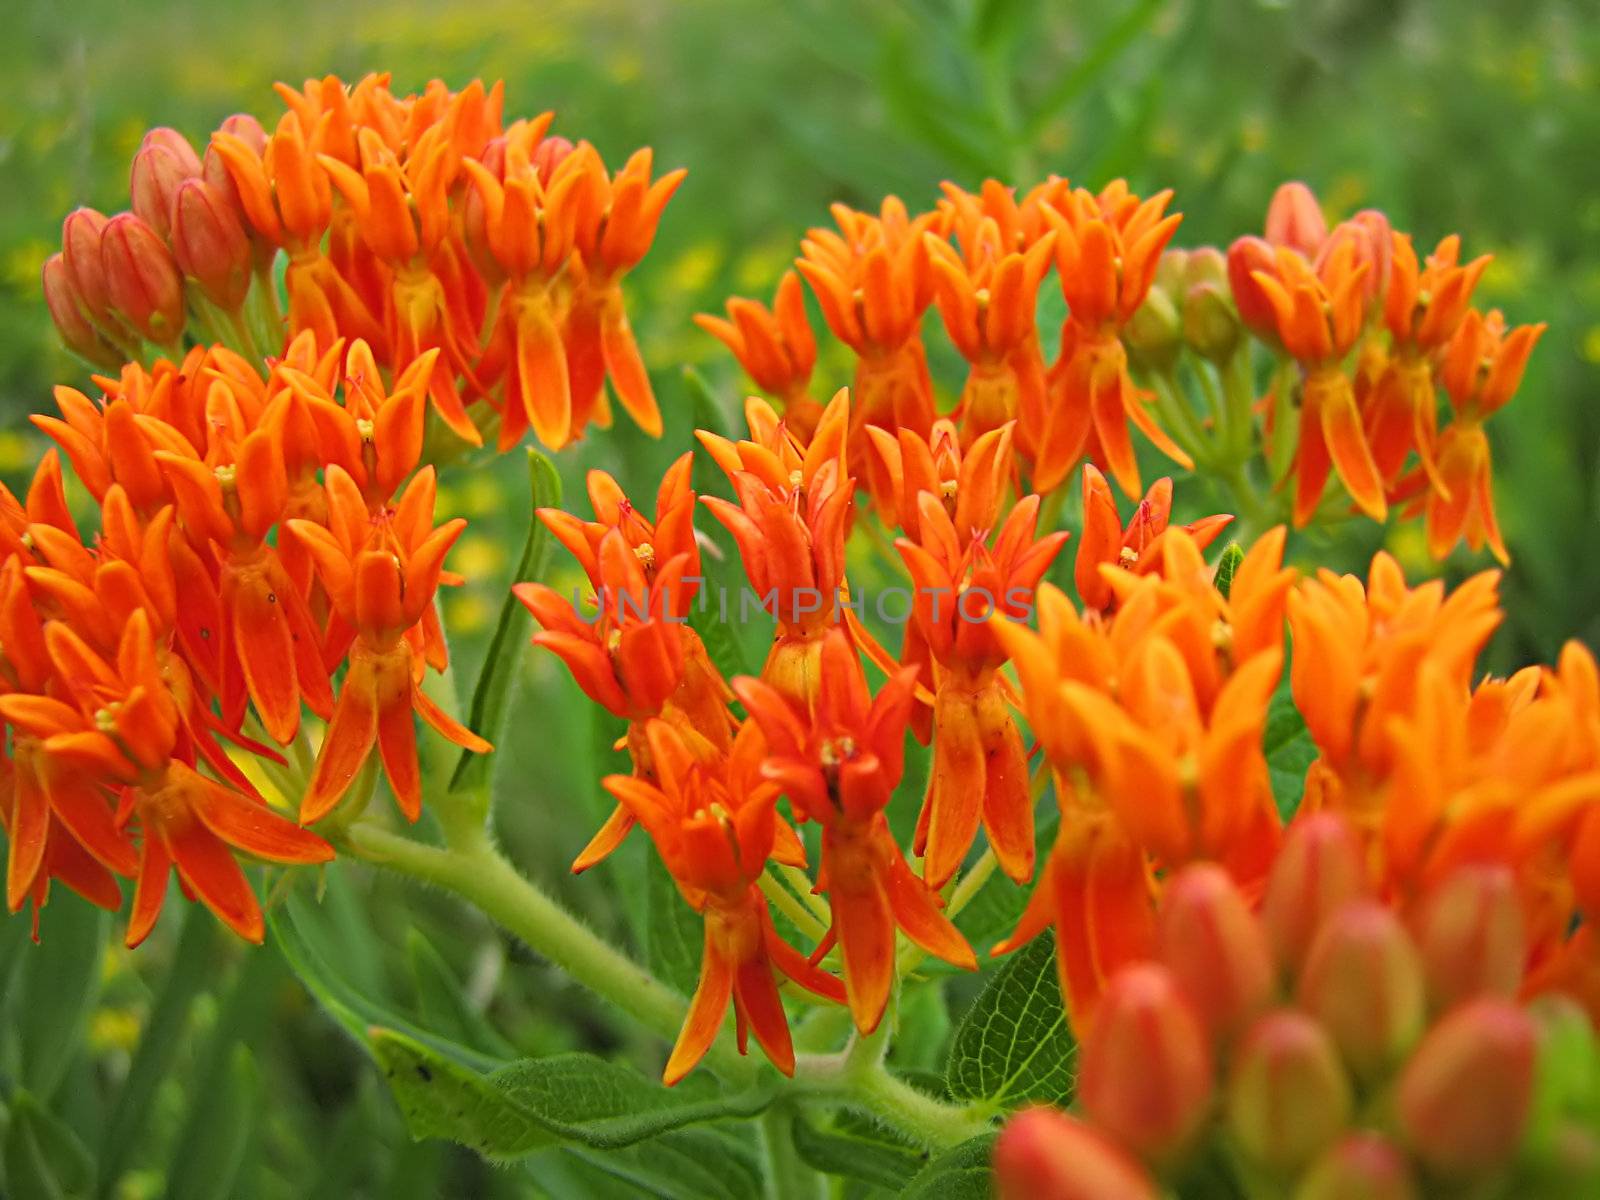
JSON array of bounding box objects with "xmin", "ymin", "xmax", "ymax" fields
[{"xmin": 1, "ymin": 1, "xmax": 1596, "ymax": 1196}]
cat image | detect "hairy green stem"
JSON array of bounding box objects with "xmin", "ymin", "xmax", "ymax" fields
[
  {"xmin": 758, "ymin": 1105, "xmax": 825, "ymax": 1200},
  {"xmin": 341, "ymin": 819, "xmax": 993, "ymax": 1148}
]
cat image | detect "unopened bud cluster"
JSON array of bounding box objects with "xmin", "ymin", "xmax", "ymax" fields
[
  {"xmin": 45, "ymin": 122, "xmax": 266, "ymax": 367},
  {"xmin": 996, "ymin": 814, "xmax": 1600, "ymax": 1199}
]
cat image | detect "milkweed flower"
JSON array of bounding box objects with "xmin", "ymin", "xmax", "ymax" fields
[
  {"xmin": 992, "ymin": 528, "xmax": 1292, "ymax": 1030},
  {"xmin": 1073, "ymin": 464, "xmax": 1232, "ymax": 613},
  {"xmin": 1421, "ymin": 308, "xmax": 1545, "ymax": 563},
  {"xmin": 1032, "ymin": 182, "xmax": 1189, "ymax": 495},
  {"xmin": 0, "ymin": 611, "xmax": 332, "ymax": 946},
  {"xmin": 603, "ymin": 720, "xmax": 843, "ymax": 1084},
  {"xmin": 516, "ymin": 456, "xmax": 738, "ymax": 871},
  {"xmin": 736, "ymin": 630, "xmax": 976, "ymax": 1033},
  {"xmin": 695, "ymin": 271, "xmax": 821, "ymax": 440},
  {"xmin": 892, "ymin": 423, "xmax": 1070, "ymax": 887},
  {"xmin": 288, "ymin": 466, "xmax": 489, "ymax": 822}
]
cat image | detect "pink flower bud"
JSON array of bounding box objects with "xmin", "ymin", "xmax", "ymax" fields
[
  {"xmin": 1078, "ymin": 964, "xmax": 1214, "ymax": 1163},
  {"xmin": 1159, "ymin": 864, "xmax": 1274, "ymax": 1041},
  {"xmin": 1226, "ymin": 235, "xmax": 1282, "ymax": 343},
  {"xmin": 995, "ymin": 1108, "xmax": 1159, "ymax": 1200},
  {"xmin": 100, "ymin": 212, "xmax": 185, "ymax": 345},
  {"xmin": 139, "ymin": 127, "xmax": 204, "ymax": 176},
  {"xmin": 1294, "ymin": 1133, "xmax": 1420, "ymax": 1200},
  {"xmin": 217, "ymin": 113, "xmax": 269, "ymax": 154},
  {"xmin": 1414, "ymin": 864, "xmax": 1525, "ymax": 1010},
  {"xmin": 130, "ymin": 140, "xmax": 201, "ymax": 241},
  {"xmin": 1263, "ymin": 813, "xmax": 1368, "ymax": 978},
  {"xmin": 1297, "ymin": 901, "xmax": 1425, "ymax": 1080},
  {"xmin": 61, "ymin": 207, "xmax": 115, "ymax": 318},
  {"xmin": 1227, "ymin": 1009, "xmax": 1353, "ymax": 1172},
  {"xmin": 41, "ymin": 254, "xmax": 124, "ymax": 369},
  {"xmin": 171, "ymin": 179, "xmax": 252, "ymax": 310},
  {"xmin": 1317, "ymin": 211, "xmax": 1392, "ymax": 309},
  {"xmin": 1155, "ymin": 247, "xmax": 1189, "ymax": 297},
  {"xmin": 1183, "ymin": 246, "xmax": 1228, "ymax": 291},
  {"xmin": 1265, "ymin": 182, "xmax": 1327, "ymax": 257},
  {"xmin": 532, "ymin": 134, "xmax": 575, "ymax": 182},
  {"xmin": 1397, "ymin": 998, "xmax": 1536, "ymax": 1176}
]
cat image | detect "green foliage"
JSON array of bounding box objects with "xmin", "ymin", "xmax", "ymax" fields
[
  {"xmin": 897, "ymin": 1134, "xmax": 997, "ymax": 1199},
  {"xmin": 946, "ymin": 932, "xmax": 1076, "ymax": 1111},
  {"xmin": 791, "ymin": 1107, "xmax": 927, "ymax": 1189},
  {"xmin": 3, "ymin": 1091, "xmax": 95, "ymax": 1200},
  {"xmin": 17, "ymin": 892, "xmax": 107, "ymax": 1100},
  {"xmin": 369, "ymin": 1028, "xmax": 772, "ymax": 1157},
  {"xmin": 1265, "ymin": 680, "xmax": 1318, "ymax": 822},
  {"xmin": 1214, "ymin": 540, "xmax": 1245, "ymax": 601}
]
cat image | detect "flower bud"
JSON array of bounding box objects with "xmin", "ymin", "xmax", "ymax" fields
[
  {"xmin": 1078, "ymin": 964, "xmax": 1214, "ymax": 1162},
  {"xmin": 1158, "ymin": 863, "xmax": 1274, "ymax": 1041},
  {"xmin": 1183, "ymin": 282, "xmax": 1242, "ymax": 364},
  {"xmin": 1124, "ymin": 286, "xmax": 1181, "ymax": 373},
  {"xmin": 1263, "ymin": 813, "xmax": 1368, "ymax": 978},
  {"xmin": 1227, "ymin": 1009, "xmax": 1353, "ymax": 1173},
  {"xmin": 130, "ymin": 131, "xmax": 202, "ymax": 240},
  {"xmin": 1293, "ymin": 1133, "xmax": 1419, "ymax": 1200},
  {"xmin": 41, "ymin": 254, "xmax": 125, "ymax": 369},
  {"xmin": 1414, "ymin": 864, "xmax": 1525, "ymax": 1010},
  {"xmin": 217, "ymin": 113, "xmax": 268, "ymax": 154},
  {"xmin": 171, "ymin": 178, "xmax": 252, "ymax": 309},
  {"xmin": 1183, "ymin": 246, "xmax": 1228, "ymax": 291},
  {"xmin": 1524, "ymin": 993, "xmax": 1600, "ymax": 1155},
  {"xmin": 1317, "ymin": 211, "xmax": 1392, "ymax": 309},
  {"xmin": 532, "ymin": 133, "xmax": 575, "ymax": 182},
  {"xmin": 61, "ymin": 206, "xmax": 115, "ymax": 319},
  {"xmin": 1155, "ymin": 248, "xmax": 1189, "ymax": 297},
  {"xmin": 1297, "ymin": 901, "xmax": 1425, "ymax": 1080},
  {"xmin": 100, "ymin": 212, "xmax": 185, "ymax": 345},
  {"xmin": 1397, "ymin": 998, "xmax": 1536, "ymax": 1176},
  {"xmin": 1265, "ymin": 181, "xmax": 1326, "ymax": 256},
  {"xmin": 995, "ymin": 1108, "xmax": 1159, "ymax": 1200},
  {"xmin": 1226, "ymin": 235, "xmax": 1282, "ymax": 344}
]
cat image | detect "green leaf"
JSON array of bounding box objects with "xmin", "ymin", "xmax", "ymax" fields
[
  {"xmin": 406, "ymin": 927, "xmax": 517, "ymax": 1059},
  {"xmin": 683, "ymin": 366, "xmax": 734, "ymax": 498},
  {"xmin": 643, "ymin": 852, "xmax": 702, "ymax": 996},
  {"xmin": 897, "ymin": 1134, "xmax": 996, "ymax": 1199},
  {"xmin": 1264, "ymin": 682, "xmax": 1317, "ymax": 822},
  {"xmin": 946, "ymin": 931, "xmax": 1075, "ymax": 1110},
  {"xmin": 270, "ymin": 886, "xmax": 502, "ymax": 1072},
  {"xmin": 18, "ymin": 889, "xmax": 107, "ymax": 1100},
  {"xmin": 790, "ymin": 1108, "xmax": 925, "ymax": 1189},
  {"xmin": 1023, "ymin": 0, "xmax": 1164, "ymax": 137},
  {"xmin": 163, "ymin": 1044, "xmax": 259, "ymax": 1200},
  {"xmin": 370, "ymin": 1028, "xmax": 773, "ymax": 1159},
  {"xmin": 955, "ymin": 814, "xmax": 1058, "ymax": 955},
  {"xmin": 559, "ymin": 1128, "xmax": 764, "ymax": 1200},
  {"xmin": 99, "ymin": 907, "xmax": 218, "ymax": 1198},
  {"xmin": 1213, "ymin": 541, "xmax": 1245, "ymax": 601},
  {"xmin": 449, "ymin": 447, "xmax": 562, "ymax": 795},
  {"xmin": 3, "ymin": 1091, "xmax": 95, "ymax": 1200}
]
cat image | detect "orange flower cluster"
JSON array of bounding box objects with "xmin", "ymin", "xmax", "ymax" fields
[
  {"xmin": 701, "ymin": 179, "xmax": 1190, "ymax": 511},
  {"xmin": 995, "ymin": 820, "xmax": 1600, "ymax": 1198},
  {"xmin": 43, "ymin": 74, "xmax": 682, "ymax": 454},
  {"xmin": 1230, "ymin": 182, "xmax": 1544, "ymax": 556},
  {"xmin": 3, "ymin": 332, "xmax": 482, "ymax": 944}
]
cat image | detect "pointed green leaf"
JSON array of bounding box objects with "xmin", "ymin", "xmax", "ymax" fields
[
  {"xmin": 1213, "ymin": 541, "xmax": 1245, "ymax": 601},
  {"xmin": 100, "ymin": 908, "xmax": 218, "ymax": 1197},
  {"xmin": 3, "ymin": 1092, "xmax": 94, "ymax": 1200},
  {"xmin": 896, "ymin": 1134, "xmax": 996, "ymax": 1199},
  {"xmin": 643, "ymin": 852, "xmax": 703, "ymax": 997},
  {"xmin": 370, "ymin": 1028, "xmax": 773, "ymax": 1158},
  {"xmin": 946, "ymin": 932, "xmax": 1075, "ymax": 1110},
  {"xmin": 163, "ymin": 1044, "xmax": 259, "ymax": 1200},
  {"xmin": 449, "ymin": 447, "xmax": 562, "ymax": 794},
  {"xmin": 18, "ymin": 890, "xmax": 107, "ymax": 1099},
  {"xmin": 406, "ymin": 927, "xmax": 517, "ymax": 1059},
  {"xmin": 790, "ymin": 1108, "xmax": 925, "ymax": 1189},
  {"xmin": 560, "ymin": 1128, "xmax": 764, "ymax": 1200},
  {"xmin": 1264, "ymin": 681, "xmax": 1317, "ymax": 822}
]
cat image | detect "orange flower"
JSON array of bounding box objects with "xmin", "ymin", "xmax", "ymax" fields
[
  {"xmin": 516, "ymin": 456, "xmax": 737, "ymax": 871},
  {"xmin": 1418, "ymin": 309, "xmax": 1544, "ymax": 564},
  {"xmin": 1249, "ymin": 241, "xmax": 1387, "ymax": 524},
  {"xmin": 796, "ymin": 198, "xmax": 941, "ymax": 491},
  {"xmin": 695, "ymin": 271, "xmax": 821, "ymax": 440},
  {"xmin": 893, "ymin": 425, "xmax": 1070, "ymax": 887},
  {"xmin": 562, "ymin": 147, "xmax": 685, "ymax": 440},
  {"xmin": 0, "ymin": 611, "xmax": 331, "ymax": 947},
  {"xmin": 1287, "ymin": 552, "xmax": 1502, "ymax": 835},
  {"xmin": 992, "ymin": 529, "xmax": 1291, "ymax": 1032},
  {"xmin": 1033, "ymin": 182, "xmax": 1189, "ymax": 494},
  {"xmin": 923, "ymin": 214, "xmax": 1055, "ymax": 447},
  {"xmin": 736, "ymin": 630, "xmax": 976, "ymax": 1032},
  {"xmin": 698, "ymin": 391, "xmax": 861, "ymax": 710},
  {"xmin": 1073, "ymin": 464, "xmax": 1232, "ymax": 613},
  {"xmin": 1362, "ymin": 234, "xmax": 1491, "ymax": 485},
  {"xmin": 603, "ymin": 720, "xmax": 843, "ymax": 1083},
  {"xmin": 288, "ymin": 466, "xmax": 489, "ymax": 822}
]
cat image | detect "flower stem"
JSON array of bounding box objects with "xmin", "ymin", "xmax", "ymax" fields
[{"xmin": 757, "ymin": 1105, "xmax": 825, "ymax": 1200}]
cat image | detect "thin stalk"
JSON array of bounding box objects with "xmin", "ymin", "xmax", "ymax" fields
[
  {"xmin": 778, "ymin": 863, "xmax": 832, "ymax": 926},
  {"xmin": 757, "ymin": 1105, "xmax": 825, "ymax": 1200},
  {"xmin": 760, "ymin": 870, "xmax": 830, "ymax": 943}
]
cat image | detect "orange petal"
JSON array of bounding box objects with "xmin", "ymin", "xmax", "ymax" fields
[{"xmin": 663, "ymin": 933, "xmax": 735, "ymax": 1086}]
